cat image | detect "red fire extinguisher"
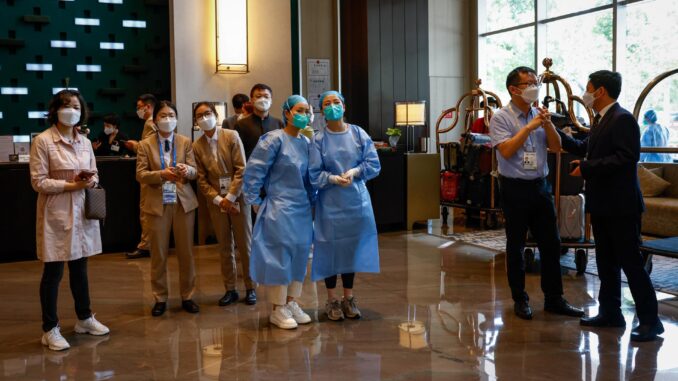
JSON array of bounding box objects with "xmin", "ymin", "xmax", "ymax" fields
[{"xmin": 440, "ymin": 170, "xmax": 460, "ymax": 202}]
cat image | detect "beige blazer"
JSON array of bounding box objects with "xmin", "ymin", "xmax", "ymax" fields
[
  {"xmin": 30, "ymin": 126, "xmax": 102, "ymax": 262},
  {"xmin": 192, "ymin": 128, "xmax": 247, "ymax": 201},
  {"xmin": 136, "ymin": 133, "xmax": 199, "ymax": 217},
  {"xmin": 141, "ymin": 118, "xmax": 157, "ymax": 140}
]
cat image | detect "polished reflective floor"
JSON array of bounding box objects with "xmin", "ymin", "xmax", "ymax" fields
[{"xmin": 1, "ymin": 231, "xmax": 677, "ymax": 380}]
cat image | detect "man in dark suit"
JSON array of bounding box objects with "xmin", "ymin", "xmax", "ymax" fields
[{"xmin": 560, "ymin": 70, "xmax": 663, "ymax": 342}]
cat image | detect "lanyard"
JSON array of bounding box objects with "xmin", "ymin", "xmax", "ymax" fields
[
  {"xmin": 507, "ymin": 106, "xmax": 535, "ymax": 152},
  {"xmin": 158, "ymin": 135, "xmax": 177, "ymax": 169}
]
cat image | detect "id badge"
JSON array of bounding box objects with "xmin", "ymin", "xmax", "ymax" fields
[
  {"xmin": 219, "ymin": 176, "xmax": 231, "ymax": 196},
  {"xmin": 162, "ymin": 181, "xmax": 177, "ymax": 204},
  {"xmin": 523, "ymin": 152, "xmax": 537, "ymax": 171},
  {"xmin": 110, "ymin": 143, "xmax": 120, "ymax": 152}
]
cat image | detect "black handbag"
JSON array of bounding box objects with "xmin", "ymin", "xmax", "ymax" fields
[{"xmin": 85, "ymin": 186, "xmax": 106, "ymax": 220}]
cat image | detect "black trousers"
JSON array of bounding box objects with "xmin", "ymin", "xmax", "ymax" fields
[
  {"xmin": 591, "ymin": 214, "xmax": 658, "ymax": 325},
  {"xmin": 40, "ymin": 257, "xmax": 92, "ymax": 332},
  {"xmin": 499, "ymin": 176, "xmax": 563, "ymax": 303},
  {"xmin": 324, "ymin": 273, "xmax": 355, "ymax": 289}
]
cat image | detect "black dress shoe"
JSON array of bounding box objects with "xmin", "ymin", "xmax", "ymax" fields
[
  {"xmin": 182, "ymin": 299, "xmax": 200, "ymax": 313},
  {"xmin": 218, "ymin": 290, "xmax": 239, "ymax": 306},
  {"xmin": 631, "ymin": 320, "xmax": 664, "ymax": 342},
  {"xmin": 245, "ymin": 289, "xmax": 257, "ymax": 305},
  {"xmin": 544, "ymin": 298, "xmax": 585, "ymax": 317},
  {"xmin": 126, "ymin": 249, "xmax": 150, "ymax": 259},
  {"xmin": 514, "ymin": 301, "xmax": 533, "ymax": 320},
  {"xmin": 580, "ymin": 314, "xmax": 626, "ymax": 328},
  {"xmin": 152, "ymin": 302, "xmax": 167, "ymax": 317}
]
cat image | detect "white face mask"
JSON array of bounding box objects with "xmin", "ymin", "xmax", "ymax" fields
[
  {"xmin": 254, "ymin": 98, "xmax": 271, "ymax": 112},
  {"xmin": 104, "ymin": 126, "xmax": 116, "ymax": 135},
  {"xmin": 581, "ymin": 90, "xmax": 597, "ymax": 108},
  {"xmin": 197, "ymin": 115, "xmax": 217, "ymax": 131},
  {"xmin": 57, "ymin": 108, "xmax": 81, "ymax": 127},
  {"xmin": 518, "ymin": 85, "xmax": 540, "ymax": 104},
  {"xmin": 157, "ymin": 117, "xmax": 177, "ymax": 133},
  {"xmin": 136, "ymin": 107, "xmax": 147, "ymax": 120}
]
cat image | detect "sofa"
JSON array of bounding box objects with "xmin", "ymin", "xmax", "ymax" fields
[{"xmin": 641, "ymin": 162, "xmax": 678, "ymax": 237}]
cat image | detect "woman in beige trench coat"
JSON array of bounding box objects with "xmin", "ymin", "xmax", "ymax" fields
[{"xmin": 29, "ymin": 90, "xmax": 110, "ymax": 351}]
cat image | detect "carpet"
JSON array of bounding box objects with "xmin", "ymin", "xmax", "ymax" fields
[{"xmin": 439, "ymin": 229, "xmax": 678, "ymax": 296}]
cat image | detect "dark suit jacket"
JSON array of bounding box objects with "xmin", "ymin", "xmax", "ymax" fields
[
  {"xmin": 558, "ymin": 102, "xmax": 644, "ymax": 216},
  {"xmin": 234, "ymin": 114, "xmax": 284, "ymax": 160}
]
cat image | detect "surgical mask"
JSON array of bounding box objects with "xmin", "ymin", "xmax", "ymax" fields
[
  {"xmin": 323, "ymin": 104, "xmax": 344, "ymax": 121},
  {"xmin": 104, "ymin": 126, "xmax": 116, "ymax": 135},
  {"xmin": 518, "ymin": 85, "xmax": 540, "ymax": 104},
  {"xmin": 136, "ymin": 107, "xmax": 147, "ymax": 120},
  {"xmin": 291, "ymin": 113, "xmax": 309, "ymax": 129},
  {"xmin": 254, "ymin": 98, "xmax": 271, "ymax": 112},
  {"xmin": 197, "ymin": 115, "xmax": 216, "ymax": 131},
  {"xmin": 58, "ymin": 108, "xmax": 81, "ymax": 127},
  {"xmin": 581, "ymin": 90, "xmax": 597, "ymax": 108},
  {"xmin": 157, "ymin": 117, "xmax": 177, "ymax": 133}
]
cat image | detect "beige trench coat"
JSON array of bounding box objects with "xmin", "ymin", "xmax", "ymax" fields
[{"xmin": 29, "ymin": 126, "xmax": 102, "ymax": 262}]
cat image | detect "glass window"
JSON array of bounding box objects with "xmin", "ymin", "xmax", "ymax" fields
[
  {"xmin": 545, "ymin": 0, "xmax": 612, "ymax": 19},
  {"xmin": 484, "ymin": 0, "xmax": 534, "ymax": 32},
  {"xmin": 479, "ymin": 27, "xmax": 535, "ymax": 103}
]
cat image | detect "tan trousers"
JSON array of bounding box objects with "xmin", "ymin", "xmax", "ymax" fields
[
  {"xmin": 148, "ymin": 202, "xmax": 196, "ymax": 302},
  {"xmin": 267, "ymin": 281, "xmax": 303, "ymax": 306},
  {"xmin": 206, "ymin": 197, "xmax": 254, "ymax": 291},
  {"xmin": 137, "ymin": 187, "xmax": 151, "ymax": 250}
]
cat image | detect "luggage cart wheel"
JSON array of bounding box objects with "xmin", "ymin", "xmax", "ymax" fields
[
  {"xmin": 524, "ymin": 248, "xmax": 535, "ymax": 271},
  {"xmin": 575, "ymin": 249, "xmax": 588, "ymax": 275}
]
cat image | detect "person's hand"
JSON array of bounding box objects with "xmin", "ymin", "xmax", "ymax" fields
[
  {"xmin": 175, "ymin": 163, "xmax": 190, "ymax": 178},
  {"xmin": 124, "ymin": 140, "xmax": 138, "ymax": 150},
  {"xmin": 252, "ymin": 204, "xmax": 260, "ymax": 214},
  {"xmin": 228, "ymin": 204, "xmax": 240, "ymax": 215},
  {"xmin": 341, "ymin": 168, "xmax": 360, "ymax": 185},
  {"xmin": 537, "ymin": 107, "xmax": 553, "ymax": 127},
  {"xmin": 86, "ymin": 178, "xmax": 97, "ymax": 188},
  {"xmin": 569, "ymin": 160, "xmax": 582, "ymax": 177},
  {"xmin": 219, "ymin": 198, "xmax": 233, "ymax": 211},
  {"xmin": 161, "ymin": 167, "xmax": 180, "ymax": 182},
  {"xmin": 329, "ymin": 174, "xmax": 350, "ymax": 187},
  {"xmin": 92, "ymin": 141, "xmax": 102, "ymax": 150},
  {"xmin": 525, "ymin": 113, "xmax": 544, "ymax": 131}
]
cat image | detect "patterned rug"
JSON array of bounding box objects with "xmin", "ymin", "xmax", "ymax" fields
[{"xmin": 439, "ymin": 229, "xmax": 678, "ymax": 296}]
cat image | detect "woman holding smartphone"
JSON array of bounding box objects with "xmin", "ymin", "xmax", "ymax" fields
[
  {"xmin": 192, "ymin": 101, "xmax": 256, "ymax": 306},
  {"xmin": 30, "ymin": 90, "xmax": 110, "ymax": 351}
]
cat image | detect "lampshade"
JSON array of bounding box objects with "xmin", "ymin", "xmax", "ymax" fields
[
  {"xmin": 395, "ymin": 101, "xmax": 426, "ymax": 126},
  {"xmin": 216, "ymin": 0, "xmax": 248, "ymax": 73}
]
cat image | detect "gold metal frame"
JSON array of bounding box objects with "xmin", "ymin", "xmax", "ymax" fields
[
  {"xmin": 632, "ymin": 68, "xmax": 678, "ymax": 120},
  {"xmin": 539, "ymin": 58, "xmax": 593, "ymax": 133}
]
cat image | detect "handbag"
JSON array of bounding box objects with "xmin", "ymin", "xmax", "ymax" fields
[{"xmin": 85, "ymin": 186, "xmax": 107, "ymax": 220}]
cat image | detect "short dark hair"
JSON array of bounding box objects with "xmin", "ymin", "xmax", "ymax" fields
[
  {"xmin": 137, "ymin": 93, "xmax": 158, "ymax": 108},
  {"xmin": 480, "ymin": 97, "xmax": 498, "ymax": 108},
  {"xmin": 192, "ymin": 101, "xmax": 217, "ymax": 122},
  {"xmin": 153, "ymin": 100, "xmax": 178, "ymax": 122},
  {"xmin": 588, "ymin": 70, "xmax": 622, "ymax": 99},
  {"xmin": 506, "ymin": 66, "xmax": 537, "ymax": 91},
  {"xmin": 102, "ymin": 113, "xmax": 120, "ymax": 127},
  {"xmin": 250, "ymin": 83, "xmax": 272, "ymax": 98},
  {"xmin": 231, "ymin": 93, "xmax": 249, "ymax": 109},
  {"xmin": 47, "ymin": 90, "xmax": 88, "ymax": 127}
]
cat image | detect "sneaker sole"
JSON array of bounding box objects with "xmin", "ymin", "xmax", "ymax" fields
[
  {"xmin": 74, "ymin": 327, "xmax": 110, "ymax": 336},
  {"xmin": 327, "ymin": 314, "xmax": 344, "ymax": 321},
  {"xmin": 41, "ymin": 336, "xmax": 70, "ymax": 351},
  {"xmin": 270, "ymin": 320, "xmax": 298, "ymax": 330},
  {"xmin": 345, "ymin": 314, "xmax": 361, "ymax": 319},
  {"xmin": 294, "ymin": 317, "xmax": 312, "ymax": 324}
]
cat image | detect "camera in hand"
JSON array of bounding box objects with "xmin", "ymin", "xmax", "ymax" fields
[{"xmin": 77, "ymin": 169, "xmax": 96, "ymax": 180}]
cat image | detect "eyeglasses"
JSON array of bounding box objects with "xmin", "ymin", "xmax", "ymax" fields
[
  {"xmin": 195, "ymin": 110, "xmax": 214, "ymax": 119},
  {"xmin": 514, "ymin": 82, "xmax": 541, "ymax": 87}
]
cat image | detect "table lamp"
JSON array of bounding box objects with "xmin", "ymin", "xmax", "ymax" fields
[{"xmin": 395, "ymin": 101, "xmax": 426, "ymax": 153}]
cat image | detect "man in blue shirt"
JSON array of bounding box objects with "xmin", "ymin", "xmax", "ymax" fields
[{"xmin": 490, "ymin": 66, "xmax": 584, "ymax": 320}]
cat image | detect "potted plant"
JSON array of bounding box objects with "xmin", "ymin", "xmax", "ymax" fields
[{"xmin": 386, "ymin": 127, "xmax": 401, "ymax": 148}]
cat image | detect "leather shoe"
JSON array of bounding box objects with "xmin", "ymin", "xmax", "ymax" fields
[
  {"xmin": 126, "ymin": 249, "xmax": 150, "ymax": 259},
  {"xmin": 544, "ymin": 298, "xmax": 584, "ymax": 317},
  {"xmin": 245, "ymin": 289, "xmax": 257, "ymax": 305},
  {"xmin": 151, "ymin": 302, "xmax": 167, "ymax": 317},
  {"xmin": 182, "ymin": 299, "xmax": 200, "ymax": 313},
  {"xmin": 218, "ymin": 290, "xmax": 239, "ymax": 306},
  {"xmin": 580, "ymin": 314, "xmax": 626, "ymax": 328},
  {"xmin": 631, "ymin": 320, "xmax": 664, "ymax": 342},
  {"xmin": 514, "ymin": 301, "xmax": 533, "ymax": 320}
]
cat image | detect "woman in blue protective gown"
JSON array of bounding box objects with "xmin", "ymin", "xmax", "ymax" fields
[
  {"xmin": 243, "ymin": 95, "xmax": 315, "ymax": 330},
  {"xmin": 309, "ymin": 90, "xmax": 381, "ymax": 321}
]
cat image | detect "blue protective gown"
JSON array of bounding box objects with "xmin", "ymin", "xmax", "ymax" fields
[
  {"xmin": 309, "ymin": 124, "xmax": 381, "ymax": 281},
  {"xmin": 640, "ymin": 122, "xmax": 672, "ymax": 163},
  {"xmin": 243, "ymin": 129, "xmax": 315, "ymax": 285}
]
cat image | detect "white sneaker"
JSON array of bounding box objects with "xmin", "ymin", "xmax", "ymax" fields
[
  {"xmin": 287, "ymin": 300, "xmax": 312, "ymax": 324},
  {"xmin": 41, "ymin": 326, "xmax": 70, "ymax": 351},
  {"xmin": 270, "ymin": 305, "xmax": 298, "ymax": 329},
  {"xmin": 74, "ymin": 315, "xmax": 110, "ymax": 336}
]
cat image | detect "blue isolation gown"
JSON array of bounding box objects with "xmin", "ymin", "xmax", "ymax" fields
[
  {"xmin": 309, "ymin": 124, "xmax": 381, "ymax": 281},
  {"xmin": 640, "ymin": 122, "xmax": 672, "ymax": 163},
  {"xmin": 243, "ymin": 129, "xmax": 315, "ymax": 285}
]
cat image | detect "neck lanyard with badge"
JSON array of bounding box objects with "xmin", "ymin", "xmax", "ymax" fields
[
  {"xmin": 508, "ymin": 106, "xmax": 538, "ymax": 171},
  {"xmin": 212, "ymin": 135, "xmax": 231, "ymax": 197},
  {"xmin": 159, "ymin": 135, "xmax": 178, "ymax": 204}
]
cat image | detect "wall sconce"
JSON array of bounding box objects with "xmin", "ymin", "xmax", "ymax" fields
[
  {"xmin": 215, "ymin": 0, "xmax": 248, "ymax": 73},
  {"xmin": 395, "ymin": 101, "xmax": 426, "ymax": 153}
]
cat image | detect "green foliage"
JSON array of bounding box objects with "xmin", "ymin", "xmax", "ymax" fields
[{"xmin": 386, "ymin": 127, "xmax": 402, "ymax": 137}]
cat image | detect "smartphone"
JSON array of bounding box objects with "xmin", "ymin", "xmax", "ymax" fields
[
  {"xmin": 77, "ymin": 169, "xmax": 96, "ymax": 180},
  {"xmin": 569, "ymin": 161, "xmax": 580, "ymax": 173}
]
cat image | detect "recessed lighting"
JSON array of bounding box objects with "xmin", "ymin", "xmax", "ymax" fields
[
  {"xmin": 76, "ymin": 65, "xmax": 102, "ymax": 72},
  {"xmin": 26, "ymin": 63, "xmax": 53, "ymax": 71},
  {"xmin": 28, "ymin": 111, "xmax": 47, "ymax": 119},
  {"xmin": 99, "ymin": 42, "xmax": 124, "ymax": 50},
  {"xmin": 99, "ymin": 0, "xmax": 123, "ymax": 3},
  {"xmin": 51, "ymin": 40, "xmax": 77, "ymax": 48},
  {"xmin": 75, "ymin": 18, "xmax": 100, "ymax": 26},
  {"xmin": 52, "ymin": 87, "xmax": 79, "ymax": 94},
  {"xmin": 122, "ymin": 20, "xmax": 146, "ymax": 28},
  {"xmin": 1, "ymin": 87, "xmax": 28, "ymax": 95}
]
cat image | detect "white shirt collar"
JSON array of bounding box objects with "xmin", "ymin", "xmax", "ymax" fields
[
  {"xmin": 598, "ymin": 101, "xmax": 617, "ymax": 118},
  {"xmin": 206, "ymin": 127, "xmax": 219, "ymax": 142},
  {"xmin": 159, "ymin": 132, "xmax": 174, "ymax": 143}
]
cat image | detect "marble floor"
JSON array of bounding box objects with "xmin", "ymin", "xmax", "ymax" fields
[{"xmin": 1, "ymin": 230, "xmax": 677, "ymax": 380}]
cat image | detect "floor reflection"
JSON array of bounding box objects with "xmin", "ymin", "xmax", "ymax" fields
[{"xmin": 0, "ymin": 232, "xmax": 677, "ymax": 380}]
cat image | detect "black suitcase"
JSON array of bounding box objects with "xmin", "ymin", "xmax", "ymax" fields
[{"xmin": 442, "ymin": 142, "xmax": 462, "ymax": 171}]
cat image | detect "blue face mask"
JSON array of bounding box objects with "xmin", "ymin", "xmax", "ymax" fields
[
  {"xmin": 291, "ymin": 113, "xmax": 309, "ymax": 129},
  {"xmin": 323, "ymin": 104, "xmax": 344, "ymax": 121}
]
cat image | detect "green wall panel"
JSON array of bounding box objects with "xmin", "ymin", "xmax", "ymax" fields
[{"xmin": 0, "ymin": 0, "xmax": 170, "ymax": 140}]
